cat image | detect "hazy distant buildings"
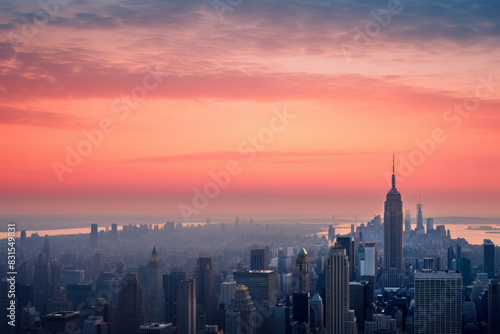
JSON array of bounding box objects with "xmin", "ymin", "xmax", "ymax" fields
[
  {"xmin": 484, "ymin": 239, "xmax": 495, "ymax": 278},
  {"xmin": 382, "ymin": 159, "xmax": 404, "ymax": 287},
  {"xmin": 111, "ymin": 223, "xmax": 118, "ymax": 239},
  {"xmin": 328, "ymin": 225, "xmax": 336, "ymax": 243},
  {"xmin": 426, "ymin": 218, "xmax": 434, "ymax": 233},
  {"xmin": 326, "ymin": 244, "xmax": 350, "ymax": 334},
  {"xmin": 404, "ymin": 210, "xmax": 411, "ymax": 232},
  {"xmin": 250, "ymin": 249, "xmax": 266, "ymax": 270},
  {"xmin": 116, "ymin": 273, "xmax": 146, "ymax": 334},
  {"xmin": 178, "ymin": 279, "xmax": 196, "ymax": 334},
  {"xmin": 416, "ymin": 196, "xmax": 424, "ymax": 232},
  {"xmin": 90, "ymin": 224, "xmax": 98, "ymax": 248},
  {"xmin": 414, "ymin": 270, "xmax": 462, "ymax": 334}
]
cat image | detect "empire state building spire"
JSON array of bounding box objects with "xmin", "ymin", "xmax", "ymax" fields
[{"xmin": 392, "ymin": 153, "xmax": 396, "ymax": 190}]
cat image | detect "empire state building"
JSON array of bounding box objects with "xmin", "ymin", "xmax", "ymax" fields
[{"xmin": 382, "ymin": 156, "xmax": 404, "ymax": 287}]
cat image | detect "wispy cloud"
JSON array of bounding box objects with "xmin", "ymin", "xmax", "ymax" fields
[
  {"xmin": 122, "ymin": 149, "xmax": 390, "ymax": 164},
  {"xmin": 0, "ymin": 106, "xmax": 88, "ymax": 129}
]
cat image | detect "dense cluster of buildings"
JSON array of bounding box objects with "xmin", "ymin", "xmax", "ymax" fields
[{"xmin": 1, "ymin": 161, "xmax": 499, "ymax": 333}]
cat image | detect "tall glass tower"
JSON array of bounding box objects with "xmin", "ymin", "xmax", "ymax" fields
[{"xmin": 382, "ymin": 156, "xmax": 404, "ymax": 287}]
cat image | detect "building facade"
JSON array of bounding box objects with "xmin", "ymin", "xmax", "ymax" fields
[
  {"xmin": 326, "ymin": 244, "xmax": 349, "ymax": 334},
  {"xmin": 414, "ymin": 270, "xmax": 462, "ymax": 334}
]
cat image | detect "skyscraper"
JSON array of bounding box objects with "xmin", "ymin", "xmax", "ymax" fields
[
  {"xmin": 488, "ymin": 279, "xmax": 500, "ymax": 334},
  {"xmin": 228, "ymin": 284, "xmax": 256, "ymax": 334},
  {"xmin": 349, "ymin": 281, "xmax": 368, "ymax": 331},
  {"xmin": 426, "ymin": 218, "xmax": 434, "ymax": 233},
  {"xmin": 414, "ymin": 270, "xmax": 462, "ymax": 334},
  {"xmin": 326, "ymin": 244, "xmax": 349, "ymax": 334},
  {"xmin": 382, "ymin": 157, "xmax": 404, "ymax": 287},
  {"xmin": 295, "ymin": 248, "xmax": 310, "ymax": 293},
  {"xmin": 250, "ymin": 249, "xmax": 266, "ymax": 270},
  {"xmin": 67, "ymin": 283, "xmax": 95, "ymax": 310},
  {"xmin": 116, "ymin": 273, "xmax": 146, "ymax": 334},
  {"xmin": 484, "ymin": 239, "xmax": 495, "ymax": 278},
  {"xmin": 416, "ymin": 194, "xmax": 424, "ymax": 232},
  {"xmin": 111, "ymin": 223, "xmax": 118, "ymax": 239},
  {"xmin": 363, "ymin": 242, "xmax": 376, "ymax": 277},
  {"xmin": 447, "ymin": 246, "xmax": 456, "ymax": 270},
  {"xmin": 328, "ymin": 225, "xmax": 336, "ymax": 243},
  {"xmin": 178, "ymin": 279, "xmax": 196, "ymax": 334},
  {"xmin": 163, "ymin": 271, "xmax": 186, "ymax": 325},
  {"xmin": 310, "ymin": 293, "xmax": 324, "ymax": 334},
  {"xmin": 233, "ymin": 269, "xmax": 279, "ymax": 334},
  {"xmin": 33, "ymin": 237, "xmax": 52, "ymax": 315},
  {"xmin": 219, "ymin": 281, "xmax": 237, "ymax": 310},
  {"xmin": 337, "ymin": 236, "xmax": 355, "ymax": 282},
  {"xmin": 90, "ymin": 223, "xmax": 98, "ymax": 248},
  {"xmin": 358, "ymin": 243, "xmax": 365, "ymax": 278},
  {"xmin": 146, "ymin": 246, "xmax": 165, "ymax": 322},
  {"xmin": 404, "ymin": 210, "xmax": 411, "ymax": 232},
  {"xmin": 195, "ymin": 257, "xmax": 217, "ymax": 324},
  {"xmin": 293, "ymin": 291, "xmax": 310, "ymax": 334}
]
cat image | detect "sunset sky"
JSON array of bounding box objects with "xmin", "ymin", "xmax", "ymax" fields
[{"xmin": 1, "ymin": 0, "xmax": 499, "ymax": 219}]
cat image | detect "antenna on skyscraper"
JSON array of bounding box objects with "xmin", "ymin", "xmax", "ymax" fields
[{"xmin": 393, "ymin": 153, "xmax": 395, "ymax": 174}]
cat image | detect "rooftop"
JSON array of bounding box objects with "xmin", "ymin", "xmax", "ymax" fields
[
  {"xmin": 298, "ymin": 247, "xmax": 307, "ymax": 256},
  {"xmin": 140, "ymin": 323, "xmax": 172, "ymax": 329}
]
